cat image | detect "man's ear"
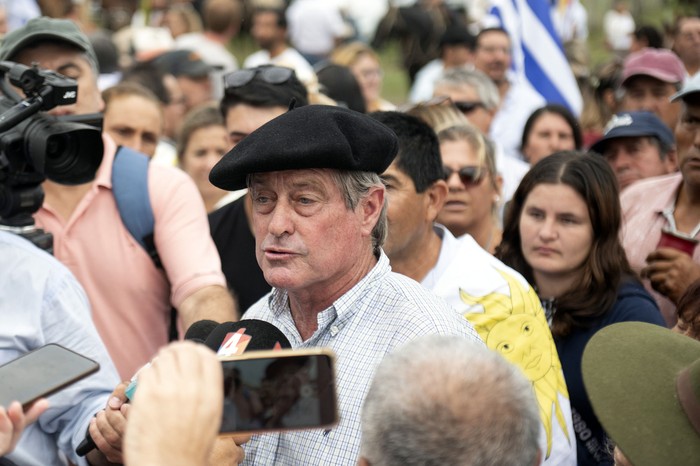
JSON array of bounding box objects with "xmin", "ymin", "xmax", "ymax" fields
[
  {"xmin": 665, "ymin": 146, "xmax": 679, "ymax": 172},
  {"xmin": 360, "ymin": 185, "xmax": 385, "ymax": 237},
  {"xmin": 357, "ymin": 457, "xmax": 371, "ymax": 466},
  {"xmin": 425, "ymin": 179, "xmax": 448, "ymax": 223}
]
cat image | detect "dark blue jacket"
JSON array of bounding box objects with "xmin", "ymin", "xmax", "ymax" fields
[{"xmin": 555, "ymin": 280, "xmax": 666, "ymax": 465}]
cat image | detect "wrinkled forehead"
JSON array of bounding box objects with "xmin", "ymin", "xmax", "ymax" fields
[{"xmin": 249, "ymin": 168, "xmax": 339, "ymax": 192}]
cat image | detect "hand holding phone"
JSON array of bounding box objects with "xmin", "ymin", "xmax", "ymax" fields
[{"xmin": 0, "ymin": 399, "xmax": 49, "ymax": 456}]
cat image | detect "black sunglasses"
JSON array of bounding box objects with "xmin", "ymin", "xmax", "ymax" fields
[
  {"xmin": 224, "ymin": 66, "xmax": 294, "ymax": 90},
  {"xmin": 453, "ymin": 101, "xmax": 485, "ymax": 114},
  {"xmin": 442, "ymin": 166, "xmax": 485, "ymax": 185}
]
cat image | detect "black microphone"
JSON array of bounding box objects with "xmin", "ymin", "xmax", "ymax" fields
[
  {"xmin": 204, "ymin": 319, "xmax": 292, "ymax": 353},
  {"xmin": 76, "ymin": 319, "xmax": 220, "ymax": 456},
  {"xmin": 183, "ymin": 319, "xmax": 220, "ymax": 344}
]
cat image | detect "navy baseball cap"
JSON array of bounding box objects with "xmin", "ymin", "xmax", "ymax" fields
[{"xmin": 590, "ymin": 111, "xmax": 674, "ymax": 155}]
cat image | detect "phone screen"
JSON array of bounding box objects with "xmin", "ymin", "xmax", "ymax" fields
[
  {"xmin": 220, "ymin": 352, "xmax": 337, "ymax": 434},
  {"xmin": 0, "ymin": 344, "xmax": 100, "ymax": 408}
]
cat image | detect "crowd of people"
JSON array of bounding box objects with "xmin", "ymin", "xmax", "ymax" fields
[{"xmin": 1, "ymin": 1, "xmax": 700, "ymax": 465}]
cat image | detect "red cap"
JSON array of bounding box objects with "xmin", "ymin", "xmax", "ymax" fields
[{"xmin": 622, "ymin": 48, "xmax": 686, "ymax": 85}]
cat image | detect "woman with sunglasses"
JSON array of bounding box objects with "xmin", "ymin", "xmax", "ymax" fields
[
  {"xmin": 436, "ymin": 125, "xmax": 503, "ymax": 254},
  {"xmin": 496, "ymin": 152, "xmax": 665, "ymax": 465}
]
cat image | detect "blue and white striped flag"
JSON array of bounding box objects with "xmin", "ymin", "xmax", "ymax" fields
[{"xmin": 485, "ymin": 0, "xmax": 583, "ymax": 116}]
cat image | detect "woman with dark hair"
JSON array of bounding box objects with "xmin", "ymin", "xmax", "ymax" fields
[
  {"xmin": 520, "ymin": 104, "xmax": 582, "ymax": 165},
  {"xmin": 315, "ymin": 63, "xmax": 367, "ymax": 113},
  {"xmin": 496, "ymin": 151, "xmax": 665, "ymax": 465},
  {"xmin": 177, "ymin": 104, "xmax": 233, "ymax": 212}
]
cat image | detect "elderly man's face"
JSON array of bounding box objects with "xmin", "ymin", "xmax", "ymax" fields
[
  {"xmin": 250, "ymin": 169, "xmax": 381, "ymax": 296},
  {"xmin": 621, "ymin": 76, "xmax": 681, "ymax": 130},
  {"xmin": 676, "ymin": 99, "xmax": 700, "ymax": 187},
  {"xmin": 602, "ymin": 136, "xmax": 676, "ymax": 190},
  {"xmin": 14, "ymin": 43, "xmax": 104, "ymax": 116}
]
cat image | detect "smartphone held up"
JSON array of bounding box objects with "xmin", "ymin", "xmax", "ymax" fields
[{"xmin": 219, "ymin": 348, "xmax": 338, "ymax": 435}]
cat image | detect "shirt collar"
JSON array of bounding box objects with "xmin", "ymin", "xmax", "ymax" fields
[
  {"xmin": 265, "ymin": 251, "xmax": 392, "ymax": 337},
  {"xmin": 94, "ymin": 133, "xmax": 117, "ymax": 189},
  {"xmin": 651, "ymin": 173, "xmax": 684, "ymax": 216}
]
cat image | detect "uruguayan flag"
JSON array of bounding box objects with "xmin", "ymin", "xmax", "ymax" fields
[{"xmin": 485, "ymin": 0, "xmax": 583, "ymax": 116}]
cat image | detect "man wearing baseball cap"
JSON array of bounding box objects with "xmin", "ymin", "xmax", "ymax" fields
[
  {"xmin": 591, "ymin": 111, "xmax": 677, "ymax": 190},
  {"xmin": 620, "ymin": 73, "xmax": 700, "ymax": 326},
  {"xmin": 619, "ymin": 47, "xmax": 686, "ymax": 131}
]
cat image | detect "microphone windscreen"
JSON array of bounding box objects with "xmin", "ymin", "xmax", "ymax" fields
[
  {"xmin": 204, "ymin": 320, "xmax": 291, "ymax": 352},
  {"xmin": 184, "ymin": 319, "xmax": 219, "ymax": 343}
]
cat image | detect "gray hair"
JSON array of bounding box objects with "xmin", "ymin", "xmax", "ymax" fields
[
  {"xmin": 329, "ymin": 169, "xmax": 387, "ymax": 256},
  {"xmin": 435, "ymin": 68, "xmax": 500, "ymax": 111},
  {"xmin": 360, "ymin": 335, "xmax": 541, "ymax": 466}
]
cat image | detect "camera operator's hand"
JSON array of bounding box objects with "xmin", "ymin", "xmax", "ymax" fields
[{"xmin": 124, "ymin": 341, "xmax": 225, "ymax": 466}]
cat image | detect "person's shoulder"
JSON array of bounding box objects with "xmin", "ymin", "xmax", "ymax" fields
[
  {"xmin": 240, "ymin": 292, "xmax": 274, "ymax": 319},
  {"xmin": 621, "ymin": 172, "xmax": 681, "ymax": 207},
  {"xmin": 459, "ymin": 235, "xmax": 532, "ymax": 285},
  {"xmin": 382, "ymin": 271, "xmax": 452, "ymax": 310},
  {"xmin": 149, "ymin": 162, "xmax": 194, "ymax": 188},
  {"xmin": 175, "ymin": 32, "xmax": 205, "ymax": 47},
  {"xmin": 0, "ymin": 231, "xmax": 62, "ymax": 270},
  {"xmin": 243, "ymin": 50, "xmax": 267, "ymax": 67},
  {"xmin": 610, "ymin": 279, "xmax": 666, "ymax": 326},
  {"xmin": 623, "ymin": 172, "xmax": 681, "ymax": 196},
  {"xmin": 209, "ymin": 195, "xmax": 246, "ymax": 225},
  {"xmin": 382, "ymin": 272, "xmax": 472, "ymax": 324}
]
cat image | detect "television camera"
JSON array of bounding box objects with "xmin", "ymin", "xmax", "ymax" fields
[{"xmin": 0, "ymin": 61, "xmax": 103, "ymax": 251}]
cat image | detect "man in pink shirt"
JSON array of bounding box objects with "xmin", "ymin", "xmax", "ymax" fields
[
  {"xmin": 621, "ymin": 73, "xmax": 700, "ymax": 326},
  {"xmin": 0, "ymin": 17, "xmax": 237, "ymax": 380}
]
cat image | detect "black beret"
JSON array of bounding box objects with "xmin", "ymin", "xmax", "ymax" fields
[{"xmin": 209, "ymin": 105, "xmax": 399, "ymax": 190}]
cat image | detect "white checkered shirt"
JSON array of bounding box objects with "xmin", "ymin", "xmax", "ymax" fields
[{"xmin": 241, "ymin": 251, "xmax": 482, "ymax": 465}]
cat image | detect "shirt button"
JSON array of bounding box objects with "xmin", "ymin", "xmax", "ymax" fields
[{"xmin": 330, "ymin": 325, "xmax": 339, "ymax": 336}]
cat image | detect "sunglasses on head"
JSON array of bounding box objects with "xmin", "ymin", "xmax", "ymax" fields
[
  {"xmin": 453, "ymin": 101, "xmax": 485, "ymax": 114},
  {"xmin": 442, "ymin": 165, "xmax": 485, "ymax": 185},
  {"xmin": 224, "ymin": 66, "xmax": 294, "ymax": 90}
]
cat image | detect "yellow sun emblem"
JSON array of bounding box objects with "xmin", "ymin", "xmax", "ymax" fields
[{"xmin": 460, "ymin": 269, "xmax": 570, "ymax": 459}]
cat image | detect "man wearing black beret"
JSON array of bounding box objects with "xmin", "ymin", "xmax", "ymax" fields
[{"xmin": 209, "ymin": 104, "xmax": 482, "ymax": 465}]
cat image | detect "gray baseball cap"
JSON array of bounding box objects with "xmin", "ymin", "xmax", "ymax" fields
[
  {"xmin": 0, "ymin": 16, "xmax": 98, "ymax": 66},
  {"xmin": 672, "ymin": 73, "xmax": 700, "ymax": 102}
]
